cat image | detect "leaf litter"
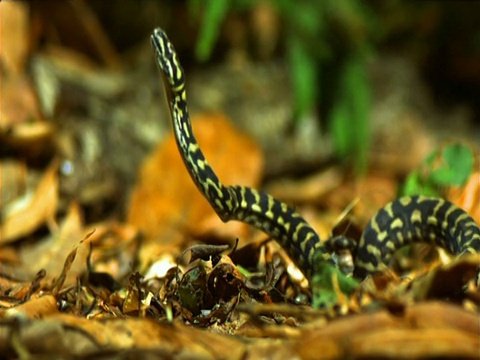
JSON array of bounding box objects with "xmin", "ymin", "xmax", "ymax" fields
[{"xmin": 0, "ymin": 2, "xmax": 479, "ymax": 358}]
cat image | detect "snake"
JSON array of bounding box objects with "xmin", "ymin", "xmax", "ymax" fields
[{"xmin": 151, "ymin": 28, "xmax": 480, "ymax": 282}]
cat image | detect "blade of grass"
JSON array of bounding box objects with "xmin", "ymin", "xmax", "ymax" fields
[
  {"xmin": 194, "ymin": 0, "xmax": 230, "ymax": 62},
  {"xmin": 329, "ymin": 53, "xmax": 370, "ymax": 172}
]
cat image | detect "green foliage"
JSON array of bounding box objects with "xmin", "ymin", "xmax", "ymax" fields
[
  {"xmin": 190, "ymin": 0, "xmax": 230, "ymax": 62},
  {"xmin": 329, "ymin": 54, "xmax": 370, "ymax": 172},
  {"xmin": 287, "ymin": 33, "xmax": 319, "ymax": 119},
  {"xmin": 187, "ymin": 0, "xmax": 378, "ymax": 170},
  {"xmin": 400, "ymin": 144, "xmax": 474, "ymax": 197},
  {"xmin": 311, "ymin": 256, "xmax": 358, "ymax": 309}
]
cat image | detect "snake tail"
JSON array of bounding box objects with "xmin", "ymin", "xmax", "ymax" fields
[
  {"xmin": 354, "ymin": 195, "xmax": 480, "ymax": 278},
  {"xmin": 151, "ymin": 27, "xmax": 480, "ymax": 282}
]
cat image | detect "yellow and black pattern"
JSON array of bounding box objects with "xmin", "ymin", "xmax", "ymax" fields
[
  {"xmin": 354, "ymin": 196, "xmax": 480, "ymax": 278},
  {"xmin": 151, "ymin": 28, "xmax": 328, "ymax": 279},
  {"xmin": 151, "ymin": 28, "xmax": 480, "ymax": 281}
]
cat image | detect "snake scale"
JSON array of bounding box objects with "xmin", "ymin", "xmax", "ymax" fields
[{"xmin": 151, "ymin": 28, "xmax": 480, "ymax": 281}]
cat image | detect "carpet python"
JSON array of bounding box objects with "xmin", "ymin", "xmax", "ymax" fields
[{"xmin": 151, "ymin": 28, "xmax": 480, "ymax": 281}]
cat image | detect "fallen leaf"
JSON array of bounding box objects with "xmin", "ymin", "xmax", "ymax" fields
[
  {"xmin": 295, "ymin": 301, "xmax": 479, "ymax": 359},
  {"xmin": 0, "ymin": 1, "xmax": 30, "ymax": 75},
  {"xmin": 0, "ymin": 75, "xmax": 42, "ymax": 128},
  {"xmin": 0, "ymin": 160, "xmax": 27, "ymax": 209},
  {"xmin": 0, "ymin": 314, "xmax": 246, "ymax": 358},
  {"xmin": 0, "ymin": 121, "xmax": 55, "ymax": 160},
  {"xmin": 19, "ymin": 202, "xmax": 88, "ymax": 287},
  {"xmin": 1, "ymin": 295, "xmax": 58, "ymax": 320},
  {"xmin": 127, "ymin": 113, "xmax": 264, "ymax": 245},
  {"xmin": 410, "ymin": 254, "xmax": 480, "ymax": 301},
  {"xmin": 31, "ymin": 1, "xmax": 120, "ymax": 67},
  {"xmin": 448, "ymin": 171, "xmax": 480, "ymax": 224},
  {"xmin": 1, "ymin": 161, "xmax": 59, "ymax": 244}
]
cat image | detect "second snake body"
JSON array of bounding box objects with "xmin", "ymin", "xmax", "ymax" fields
[{"xmin": 151, "ymin": 28, "xmax": 480, "ymax": 281}]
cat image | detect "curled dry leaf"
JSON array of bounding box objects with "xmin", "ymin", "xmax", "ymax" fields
[
  {"xmin": 448, "ymin": 171, "xmax": 480, "ymax": 224},
  {"xmin": 19, "ymin": 202, "xmax": 87, "ymax": 287},
  {"xmin": 0, "ymin": 314, "xmax": 246, "ymax": 358},
  {"xmin": 181, "ymin": 243, "xmax": 232, "ymax": 264},
  {"xmin": 81, "ymin": 221, "xmax": 141, "ymax": 280},
  {"xmin": 0, "ymin": 1, "xmax": 30, "ymax": 75},
  {"xmin": 1, "ymin": 295, "xmax": 58, "ymax": 321},
  {"xmin": 0, "ymin": 269, "xmax": 46, "ymax": 306},
  {"xmin": 1, "ymin": 161, "xmax": 59, "ymax": 244},
  {"xmin": 0, "ymin": 75, "xmax": 44, "ymax": 136},
  {"xmin": 294, "ymin": 301, "xmax": 479, "ymax": 359},
  {"xmin": 0, "ymin": 121, "xmax": 55, "ymax": 159},
  {"xmin": 410, "ymin": 253, "xmax": 480, "ymax": 301}
]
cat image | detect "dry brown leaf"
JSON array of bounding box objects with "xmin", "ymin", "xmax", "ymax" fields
[
  {"xmin": 0, "ymin": 277, "xmax": 37, "ymax": 306},
  {"xmin": 31, "ymin": 1, "xmax": 120, "ymax": 67},
  {"xmin": 0, "ymin": 314, "xmax": 246, "ymax": 358},
  {"xmin": 265, "ymin": 166, "xmax": 343, "ymax": 204},
  {"xmin": 1, "ymin": 161, "xmax": 59, "ymax": 244},
  {"xmin": 79, "ymin": 221, "xmax": 141, "ymax": 279},
  {"xmin": 1, "ymin": 295, "xmax": 58, "ymax": 320},
  {"xmin": 410, "ymin": 254, "xmax": 480, "ymax": 301},
  {"xmin": 0, "ymin": 75, "xmax": 42, "ymax": 128},
  {"xmin": 0, "ymin": 2, "xmax": 30, "ymax": 75},
  {"xmin": 0, "ymin": 245, "xmax": 20, "ymax": 265},
  {"xmin": 19, "ymin": 202, "xmax": 88, "ymax": 287},
  {"xmin": 248, "ymin": 340, "xmax": 304, "ymax": 360},
  {"xmin": 191, "ymin": 213, "xmax": 249, "ymax": 242},
  {"xmin": 127, "ymin": 113, "xmax": 264, "ymax": 244},
  {"xmin": 320, "ymin": 174, "xmax": 397, "ymax": 228},
  {"xmin": 407, "ymin": 301, "xmax": 479, "ymax": 335},
  {"xmin": 370, "ymin": 112, "xmax": 435, "ymax": 176},
  {"xmin": 295, "ymin": 301, "xmax": 479, "ymax": 359},
  {"xmin": 0, "ymin": 121, "xmax": 56, "ymax": 160},
  {"xmin": 82, "ymin": 221, "xmax": 139, "ymax": 247},
  {"xmin": 0, "ymin": 160, "xmax": 27, "ymax": 209},
  {"xmin": 350, "ymin": 328, "xmax": 478, "ymax": 359},
  {"xmin": 448, "ymin": 171, "xmax": 480, "ymax": 224}
]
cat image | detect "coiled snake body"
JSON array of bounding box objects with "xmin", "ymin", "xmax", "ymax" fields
[{"xmin": 151, "ymin": 28, "xmax": 480, "ymax": 281}]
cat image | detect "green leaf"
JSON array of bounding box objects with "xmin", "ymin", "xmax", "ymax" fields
[
  {"xmin": 287, "ymin": 34, "xmax": 318, "ymax": 118},
  {"xmin": 401, "ymin": 171, "xmax": 422, "ymax": 196},
  {"xmin": 329, "ymin": 54, "xmax": 370, "ymax": 172},
  {"xmin": 428, "ymin": 144, "xmax": 474, "ymax": 186},
  {"xmin": 422, "ymin": 148, "xmax": 439, "ymax": 167},
  {"xmin": 194, "ymin": 0, "xmax": 230, "ymax": 62},
  {"xmin": 311, "ymin": 261, "xmax": 358, "ymax": 309},
  {"xmin": 188, "ymin": 0, "xmax": 202, "ymax": 16},
  {"xmin": 330, "ymin": 98, "xmax": 350, "ymax": 156},
  {"xmin": 178, "ymin": 266, "xmax": 207, "ymax": 315},
  {"xmin": 400, "ymin": 171, "xmax": 439, "ymax": 197},
  {"xmin": 400, "ymin": 143, "xmax": 474, "ymax": 196}
]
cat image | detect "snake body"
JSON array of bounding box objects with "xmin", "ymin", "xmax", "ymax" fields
[
  {"xmin": 151, "ymin": 28, "xmax": 480, "ymax": 281},
  {"xmin": 354, "ymin": 196, "xmax": 480, "ymax": 278}
]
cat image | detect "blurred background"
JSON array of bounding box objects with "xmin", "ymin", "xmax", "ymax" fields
[{"xmin": 2, "ymin": 0, "xmax": 479, "ymax": 223}]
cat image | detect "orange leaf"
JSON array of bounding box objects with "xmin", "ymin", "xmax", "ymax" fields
[
  {"xmin": 448, "ymin": 171, "xmax": 480, "ymax": 224},
  {"xmin": 127, "ymin": 113, "xmax": 264, "ymax": 244},
  {"xmin": 0, "ymin": 1, "xmax": 30, "ymax": 75},
  {"xmin": 1, "ymin": 161, "xmax": 59, "ymax": 244}
]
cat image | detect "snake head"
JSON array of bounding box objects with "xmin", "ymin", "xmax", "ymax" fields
[{"xmin": 151, "ymin": 28, "xmax": 185, "ymax": 95}]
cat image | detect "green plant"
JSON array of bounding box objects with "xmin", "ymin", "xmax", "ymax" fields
[
  {"xmin": 188, "ymin": 0, "xmax": 378, "ymax": 171},
  {"xmin": 400, "ymin": 143, "xmax": 475, "ymax": 197}
]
